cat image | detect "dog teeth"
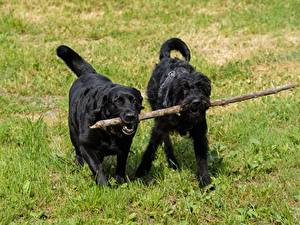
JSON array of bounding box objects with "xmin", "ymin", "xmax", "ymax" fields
[{"xmin": 122, "ymin": 126, "xmax": 135, "ymax": 135}]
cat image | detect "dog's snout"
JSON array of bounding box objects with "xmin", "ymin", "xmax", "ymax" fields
[
  {"xmin": 192, "ymin": 99, "xmax": 201, "ymax": 106},
  {"xmin": 123, "ymin": 112, "xmax": 137, "ymax": 123},
  {"xmin": 190, "ymin": 99, "xmax": 201, "ymax": 112}
]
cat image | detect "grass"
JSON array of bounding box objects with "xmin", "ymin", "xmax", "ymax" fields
[{"xmin": 0, "ymin": 0, "xmax": 299, "ymax": 224}]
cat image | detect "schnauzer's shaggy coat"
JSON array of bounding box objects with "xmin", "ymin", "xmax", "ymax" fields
[
  {"xmin": 57, "ymin": 45, "xmax": 143, "ymax": 185},
  {"xmin": 135, "ymin": 38, "xmax": 212, "ymax": 186}
]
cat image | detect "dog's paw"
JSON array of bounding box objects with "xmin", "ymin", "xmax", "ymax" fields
[
  {"xmin": 167, "ymin": 159, "xmax": 180, "ymax": 170},
  {"xmin": 95, "ymin": 173, "xmax": 107, "ymax": 186},
  {"xmin": 135, "ymin": 161, "xmax": 153, "ymax": 178},
  {"xmin": 75, "ymin": 155, "xmax": 84, "ymax": 167},
  {"xmin": 115, "ymin": 175, "xmax": 126, "ymax": 184},
  {"xmin": 135, "ymin": 167, "xmax": 148, "ymax": 178},
  {"xmin": 198, "ymin": 174, "xmax": 211, "ymax": 187}
]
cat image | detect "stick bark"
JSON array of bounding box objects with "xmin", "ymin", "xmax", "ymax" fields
[{"xmin": 90, "ymin": 83, "xmax": 298, "ymax": 129}]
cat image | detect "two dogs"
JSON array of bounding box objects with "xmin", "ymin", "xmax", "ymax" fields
[{"xmin": 57, "ymin": 38, "xmax": 211, "ymax": 186}]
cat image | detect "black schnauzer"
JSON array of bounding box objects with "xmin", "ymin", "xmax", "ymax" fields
[
  {"xmin": 135, "ymin": 38, "xmax": 212, "ymax": 186},
  {"xmin": 57, "ymin": 45, "xmax": 143, "ymax": 185}
]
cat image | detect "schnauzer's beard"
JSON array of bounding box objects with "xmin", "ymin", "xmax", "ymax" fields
[
  {"xmin": 161, "ymin": 75, "xmax": 210, "ymax": 125},
  {"xmin": 178, "ymin": 94, "xmax": 210, "ymax": 124}
]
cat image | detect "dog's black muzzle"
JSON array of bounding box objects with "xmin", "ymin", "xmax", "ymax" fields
[
  {"xmin": 120, "ymin": 111, "xmax": 139, "ymax": 135},
  {"xmin": 182, "ymin": 96, "xmax": 210, "ymax": 114},
  {"xmin": 190, "ymin": 99, "xmax": 201, "ymax": 113}
]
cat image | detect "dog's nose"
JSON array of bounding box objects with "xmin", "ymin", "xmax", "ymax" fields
[
  {"xmin": 190, "ymin": 99, "xmax": 201, "ymax": 112},
  {"xmin": 123, "ymin": 112, "xmax": 137, "ymax": 123}
]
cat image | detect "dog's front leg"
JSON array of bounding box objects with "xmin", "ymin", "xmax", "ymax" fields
[
  {"xmin": 190, "ymin": 123, "xmax": 211, "ymax": 186},
  {"xmin": 115, "ymin": 148, "xmax": 130, "ymax": 183},
  {"xmin": 95, "ymin": 163, "xmax": 107, "ymax": 185},
  {"xmin": 135, "ymin": 123, "xmax": 163, "ymax": 178},
  {"xmin": 79, "ymin": 145, "xmax": 107, "ymax": 185}
]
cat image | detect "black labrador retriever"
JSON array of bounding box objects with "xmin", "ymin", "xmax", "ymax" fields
[
  {"xmin": 57, "ymin": 45, "xmax": 143, "ymax": 185},
  {"xmin": 135, "ymin": 38, "xmax": 212, "ymax": 186}
]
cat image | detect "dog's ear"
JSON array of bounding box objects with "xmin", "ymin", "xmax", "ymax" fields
[
  {"xmin": 195, "ymin": 75, "xmax": 211, "ymax": 97},
  {"xmin": 88, "ymin": 108, "xmax": 101, "ymax": 125},
  {"xmin": 132, "ymin": 88, "xmax": 144, "ymax": 110},
  {"xmin": 89, "ymin": 95, "xmax": 109, "ymax": 122},
  {"xmin": 134, "ymin": 88, "xmax": 143, "ymax": 102},
  {"xmin": 93, "ymin": 94, "xmax": 108, "ymax": 112},
  {"xmin": 102, "ymin": 95, "xmax": 108, "ymax": 105}
]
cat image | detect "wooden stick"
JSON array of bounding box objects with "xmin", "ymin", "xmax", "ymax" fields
[
  {"xmin": 90, "ymin": 83, "xmax": 298, "ymax": 129},
  {"xmin": 210, "ymin": 83, "xmax": 298, "ymax": 106}
]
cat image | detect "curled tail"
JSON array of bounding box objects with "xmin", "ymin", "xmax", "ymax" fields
[
  {"xmin": 159, "ymin": 38, "xmax": 191, "ymax": 62},
  {"xmin": 56, "ymin": 45, "xmax": 96, "ymax": 77}
]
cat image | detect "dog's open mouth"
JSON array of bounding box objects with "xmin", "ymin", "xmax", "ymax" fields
[{"xmin": 122, "ymin": 124, "xmax": 136, "ymax": 135}]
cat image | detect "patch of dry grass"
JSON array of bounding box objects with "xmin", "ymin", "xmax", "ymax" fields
[{"xmin": 183, "ymin": 29, "xmax": 300, "ymax": 65}]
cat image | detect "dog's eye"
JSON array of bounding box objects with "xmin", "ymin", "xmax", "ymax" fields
[{"xmin": 115, "ymin": 97, "xmax": 124, "ymax": 105}]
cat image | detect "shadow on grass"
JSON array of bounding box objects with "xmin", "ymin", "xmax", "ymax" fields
[
  {"xmin": 56, "ymin": 131, "xmax": 227, "ymax": 188},
  {"xmin": 125, "ymin": 134, "xmax": 227, "ymax": 187}
]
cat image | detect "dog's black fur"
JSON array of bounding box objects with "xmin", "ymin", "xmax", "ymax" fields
[
  {"xmin": 135, "ymin": 38, "xmax": 212, "ymax": 186},
  {"xmin": 57, "ymin": 45, "xmax": 143, "ymax": 185}
]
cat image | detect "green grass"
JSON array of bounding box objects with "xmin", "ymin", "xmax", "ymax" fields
[{"xmin": 0, "ymin": 0, "xmax": 299, "ymax": 224}]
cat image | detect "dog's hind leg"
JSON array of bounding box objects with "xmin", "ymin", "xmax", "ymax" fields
[
  {"xmin": 190, "ymin": 121, "xmax": 211, "ymax": 186},
  {"xmin": 75, "ymin": 148, "xmax": 84, "ymax": 166},
  {"xmin": 69, "ymin": 125, "xmax": 84, "ymax": 166},
  {"xmin": 135, "ymin": 123, "xmax": 163, "ymax": 178},
  {"xmin": 163, "ymin": 134, "xmax": 179, "ymax": 170},
  {"xmin": 79, "ymin": 145, "xmax": 107, "ymax": 185}
]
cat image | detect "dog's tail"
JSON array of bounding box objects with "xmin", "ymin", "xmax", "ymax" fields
[
  {"xmin": 56, "ymin": 45, "xmax": 96, "ymax": 77},
  {"xmin": 159, "ymin": 38, "xmax": 191, "ymax": 62}
]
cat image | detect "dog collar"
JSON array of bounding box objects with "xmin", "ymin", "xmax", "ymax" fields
[
  {"xmin": 161, "ymin": 70, "xmax": 176, "ymax": 89},
  {"xmin": 158, "ymin": 70, "xmax": 177, "ymax": 107}
]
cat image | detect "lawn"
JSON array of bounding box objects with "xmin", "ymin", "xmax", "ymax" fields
[{"xmin": 0, "ymin": 0, "xmax": 299, "ymax": 224}]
